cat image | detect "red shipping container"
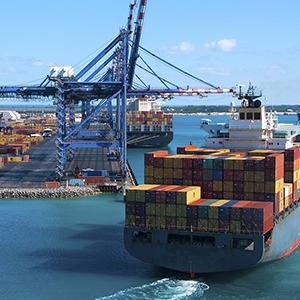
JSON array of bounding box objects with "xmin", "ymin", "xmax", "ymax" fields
[
  {"xmin": 44, "ymin": 181, "xmax": 60, "ymax": 188},
  {"xmin": 245, "ymin": 201, "xmax": 273, "ymax": 220}
]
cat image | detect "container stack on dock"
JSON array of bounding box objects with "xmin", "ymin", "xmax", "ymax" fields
[{"xmin": 126, "ymin": 145, "xmax": 300, "ymax": 235}]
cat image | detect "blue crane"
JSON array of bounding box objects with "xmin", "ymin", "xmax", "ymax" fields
[{"xmin": 0, "ymin": 0, "xmax": 236, "ymax": 186}]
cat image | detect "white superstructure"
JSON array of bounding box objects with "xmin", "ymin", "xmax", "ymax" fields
[{"xmin": 205, "ymin": 85, "xmax": 300, "ymax": 150}]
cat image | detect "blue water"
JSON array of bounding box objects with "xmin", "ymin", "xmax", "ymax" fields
[{"xmin": 0, "ymin": 114, "xmax": 299, "ymax": 300}]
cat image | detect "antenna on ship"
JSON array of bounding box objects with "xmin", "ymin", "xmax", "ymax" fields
[{"xmin": 237, "ymin": 82, "xmax": 262, "ymax": 108}]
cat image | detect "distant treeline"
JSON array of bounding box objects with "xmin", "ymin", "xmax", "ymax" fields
[{"xmin": 164, "ymin": 105, "xmax": 300, "ymax": 114}]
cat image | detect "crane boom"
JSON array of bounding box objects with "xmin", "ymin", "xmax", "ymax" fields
[{"xmin": 127, "ymin": 0, "xmax": 147, "ymax": 88}]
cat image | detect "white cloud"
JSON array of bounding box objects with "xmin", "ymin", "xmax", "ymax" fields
[
  {"xmin": 163, "ymin": 42, "xmax": 196, "ymax": 54},
  {"xmin": 204, "ymin": 39, "xmax": 237, "ymax": 52}
]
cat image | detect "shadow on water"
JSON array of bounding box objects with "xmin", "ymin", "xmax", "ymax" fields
[{"xmin": 26, "ymin": 223, "xmax": 182, "ymax": 279}]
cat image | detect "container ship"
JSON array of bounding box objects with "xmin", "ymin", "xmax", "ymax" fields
[
  {"xmin": 124, "ymin": 85, "xmax": 300, "ymax": 273},
  {"xmin": 126, "ymin": 98, "xmax": 173, "ymax": 148}
]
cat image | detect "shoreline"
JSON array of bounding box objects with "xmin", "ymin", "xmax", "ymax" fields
[{"xmin": 0, "ymin": 186, "xmax": 102, "ymax": 199}]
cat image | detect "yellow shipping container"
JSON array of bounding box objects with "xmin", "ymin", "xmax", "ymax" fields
[
  {"xmin": 210, "ymin": 199, "xmax": 229, "ymax": 207},
  {"xmin": 265, "ymin": 178, "xmax": 284, "ymax": 193},
  {"xmin": 248, "ymin": 149, "xmax": 275, "ymax": 157},
  {"xmin": 284, "ymin": 196, "xmax": 290, "ymax": 209},
  {"xmin": 279, "ymin": 199, "xmax": 285, "ymax": 213},
  {"xmin": 176, "ymin": 186, "xmax": 201, "ymax": 204},
  {"xmin": 9, "ymin": 156, "xmax": 23, "ymax": 162}
]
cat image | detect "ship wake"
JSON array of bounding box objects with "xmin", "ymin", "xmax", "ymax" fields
[{"xmin": 95, "ymin": 278, "xmax": 209, "ymax": 299}]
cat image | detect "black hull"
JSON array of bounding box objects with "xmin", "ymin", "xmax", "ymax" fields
[
  {"xmin": 127, "ymin": 131, "xmax": 173, "ymax": 148},
  {"xmin": 124, "ymin": 203, "xmax": 300, "ymax": 273}
]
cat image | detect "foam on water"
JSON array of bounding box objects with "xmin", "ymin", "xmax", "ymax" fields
[{"xmin": 96, "ymin": 278, "xmax": 209, "ymax": 300}]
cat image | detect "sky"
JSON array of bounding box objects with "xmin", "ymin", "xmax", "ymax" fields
[{"xmin": 0, "ymin": 0, "xmax": 299, "ymax": 106}]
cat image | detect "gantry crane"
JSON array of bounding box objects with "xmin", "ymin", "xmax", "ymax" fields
[{"xmin": 0, "ymin": 0, "xmax": 236, "ymax": 185}]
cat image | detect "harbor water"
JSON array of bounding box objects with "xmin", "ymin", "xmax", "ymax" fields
[{"xmin": 0, "ymin": 114, "xmax": 299, "ymax": 300}]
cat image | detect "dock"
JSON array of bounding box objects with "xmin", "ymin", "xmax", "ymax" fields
[{"xmin": 0, "ymin": 136, "xmax": 136, "ymax": 191}]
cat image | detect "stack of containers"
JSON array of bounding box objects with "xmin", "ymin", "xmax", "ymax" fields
[
  {"xmin": 264, "ymin": 152, "xmax": 285, "ymax": 213},
  {"xmin": 186, "ymin": 199, "xmax": 273, "ymax": 235},
  {"xmin": 125, "ymin": 184, "xmax": 201, "ymax": 230},
  {"xmin": 144, "ymin": 150, "xmax": 168, "ymax": 184},
  {"xmin": 135, "ymin": 146, "xmax": 300, "ymax": 236},
  {"xmin": 284, "ymin": 147, "xmax": 300, "ymax": 200}
]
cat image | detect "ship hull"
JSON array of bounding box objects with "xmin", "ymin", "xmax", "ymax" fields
[
  {"xmin": 124, "ymin": 204, "xmax": 300, "ymax": 273},
  {"xmin": 127, "ymin": 131, "xmax": 173, "ymax": 148}
]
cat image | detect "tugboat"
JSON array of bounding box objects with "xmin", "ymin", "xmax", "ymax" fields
[{"xmin": 124, "ymin": 84, "xmax": 300, "ymax": 273}]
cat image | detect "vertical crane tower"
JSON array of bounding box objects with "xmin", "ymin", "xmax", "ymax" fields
[{"xmin": 0, "ymin": 0, "xmax": 236, "ymax": 184}]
